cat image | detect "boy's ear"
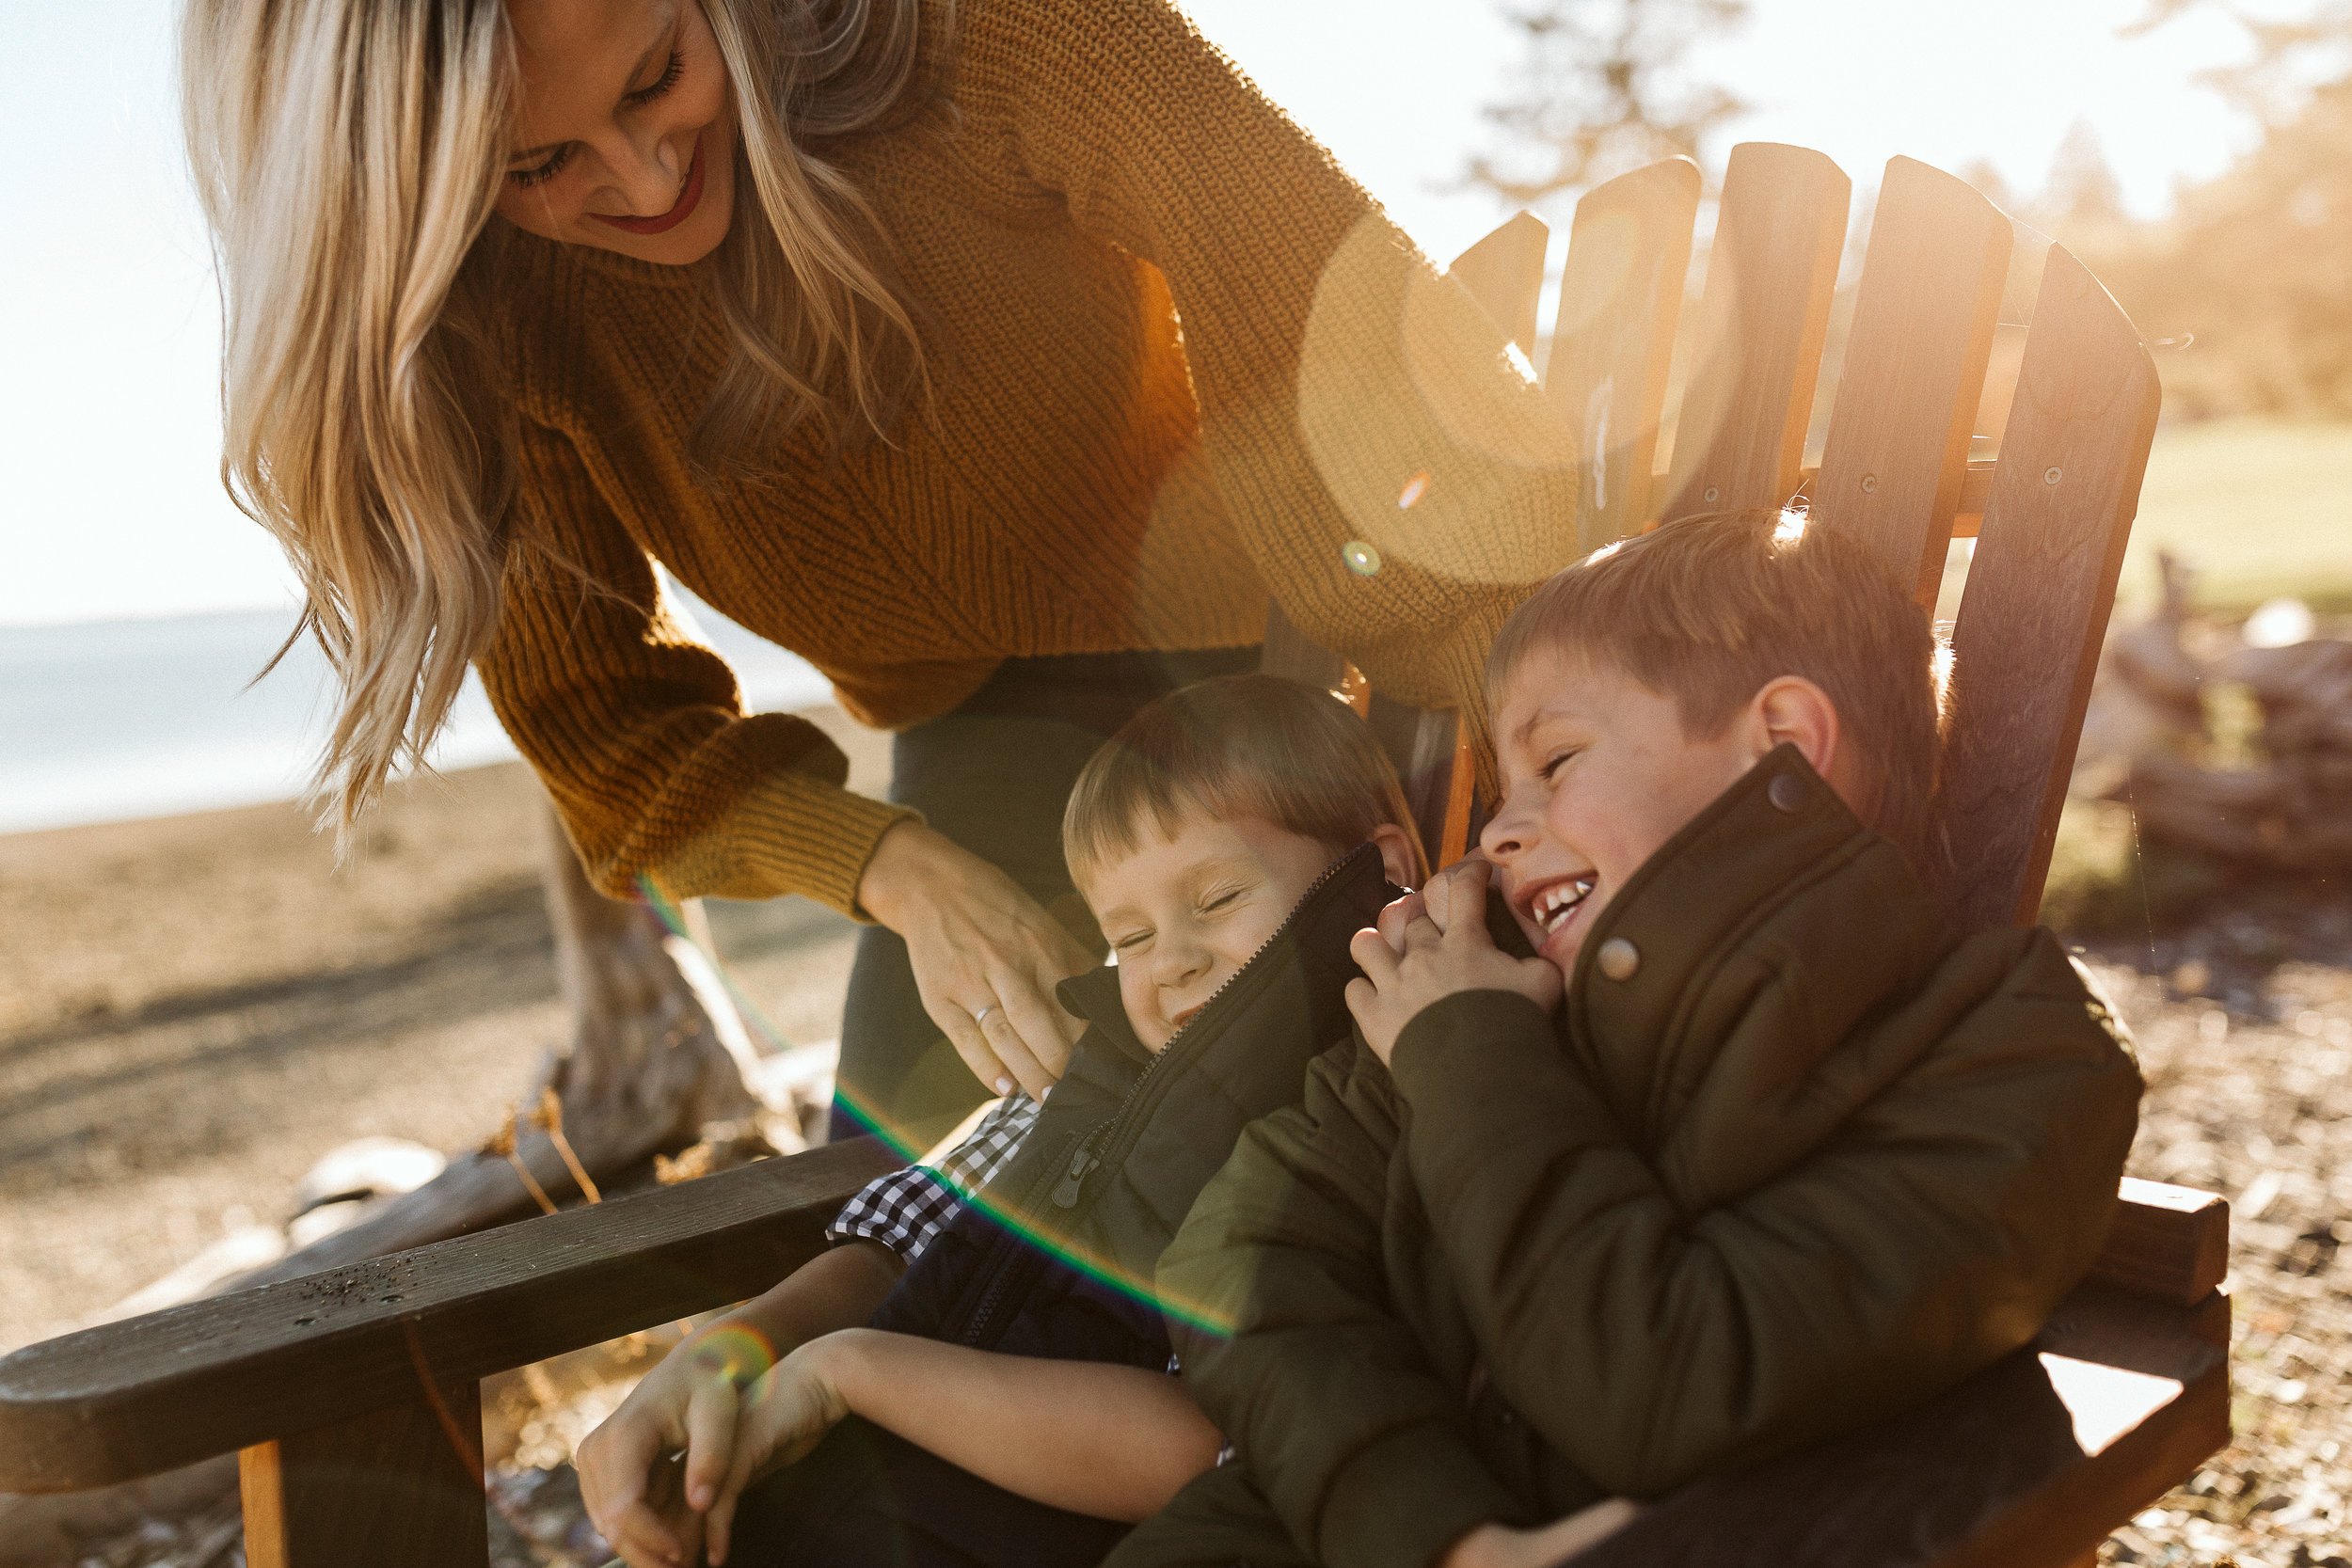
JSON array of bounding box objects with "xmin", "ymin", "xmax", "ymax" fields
[
  {"xmin": 1369, "ymin": 822, "xmax": 1422, "ymax": 888},
  {"xmin": 1750, "ymin": 676, "xmax": 1860, "ymax": 801}
]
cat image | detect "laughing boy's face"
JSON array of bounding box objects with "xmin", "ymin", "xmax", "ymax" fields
[
  {"xmin": 1078, "ymin": 810, "xmax": 1343, "ymax": 1054},
  {"xmin": 1482, "ymin": 647, "xmax": 1764, "ymax": 973}
]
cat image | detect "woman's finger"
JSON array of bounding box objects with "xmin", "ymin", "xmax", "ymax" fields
[
  {"xmin": 991, "ymin": 975, "xmax": 1074, "ymax": 1092},
  {"xmin": 933, "ymin": 993, "xmax": 1018, "ymax": 1097}
]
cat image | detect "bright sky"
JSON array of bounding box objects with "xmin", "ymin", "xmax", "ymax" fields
[{"xmin": 0, "ymin": 0, "xmax": 2259, "ymax": 627}]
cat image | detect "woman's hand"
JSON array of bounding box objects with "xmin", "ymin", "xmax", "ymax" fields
[
  {"xmin": 858, "ymin": 820, "xmax": 1092, "ymax": 1101},
  {"xmin": 579, "ymin": 1318, "xmax": 777, "ymax": 1568},
  {"xmin": 1441, "ymin": 1498, "xmax": 1645, "ymax": 1568},
  {"xmin": 702, "ymin": 1335, "xmax": 860, "ymax": 1565}
]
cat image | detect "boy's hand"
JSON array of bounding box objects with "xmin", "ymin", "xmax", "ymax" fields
[
  {"xmin": 1347, "ymin": 860, "xmax": 1562, "ymax": 1066},
  {"xmin": 703, "ymin": 1334, "xmax": 859, "ymax": 1564},
  {"xmin": 1442, "ymin": 1498, "xmax": 1645, "ymax": 1568},
  {"xmin": 580, "ymin": 1319, "xmax": 776, "ymax": 1568},
  {"xmin": 1367, "ymin": 852, "xmax": 1489, "ymax": 955}
]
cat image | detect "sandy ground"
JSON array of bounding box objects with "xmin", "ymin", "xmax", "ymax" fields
[{"xmin": 0, "ymin": 706, "xmax": 890, "ymax": 1358}]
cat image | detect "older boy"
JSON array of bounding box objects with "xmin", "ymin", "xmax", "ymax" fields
[{"xmin": 1116, "ymin": 510, "xmax": 2143, "ymax": 1568}]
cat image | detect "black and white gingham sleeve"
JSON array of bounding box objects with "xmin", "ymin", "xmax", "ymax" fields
[{"xmin": 825, "ymin": 1094, "xmax": 1042, "ymax": 1265}]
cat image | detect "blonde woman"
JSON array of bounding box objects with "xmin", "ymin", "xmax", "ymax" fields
[{"xmin": 183, "ymin": 0, "xmax": 1576, "ymax": 1148}]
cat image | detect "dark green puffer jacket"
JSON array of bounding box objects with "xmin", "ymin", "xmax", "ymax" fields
[{"xmin": 1118, "ymin": 748, "xmax": 2143, "ymax": 1568}]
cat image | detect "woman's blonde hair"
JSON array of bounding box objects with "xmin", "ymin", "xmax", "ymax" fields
[{"xmin": 181, "ymin": 0, "xmax": 937, "ymax": 839}]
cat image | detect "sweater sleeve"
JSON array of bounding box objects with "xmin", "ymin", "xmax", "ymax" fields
[
  {"xmin": 974, "ymin": 0, "xmax": 1579, "ymax": 717},
  {"xmin": 478, "ymin": 417, "xmax": 916, "ymax": 915},
  {"xmin": 1158, "ymin": 1049, "xmax": 1530, "ymax": 1568},
  {"xmin": 1383, "ymin": 971, "xmax": 2142, "ymax": 1498}
]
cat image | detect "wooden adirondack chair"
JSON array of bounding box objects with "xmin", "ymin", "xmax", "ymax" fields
[{"xmin": 0, "ymin": 145, "xmax": 2227, "ymax": 1568}]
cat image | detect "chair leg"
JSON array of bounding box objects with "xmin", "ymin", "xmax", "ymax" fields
[{"xmin": 240, "ymin": 1367, "xmax": 486, "ymax": 1568}]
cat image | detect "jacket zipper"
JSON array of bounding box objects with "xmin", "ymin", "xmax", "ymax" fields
[
  {"xmin": 956, "ymin": 842, "xmax": 1380, "ymax": 1348},
  {"xmin": 1048, "ymin": 843, "xmax": 1375, "ymax": 1211}
]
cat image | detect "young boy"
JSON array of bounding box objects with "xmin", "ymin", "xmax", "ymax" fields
[
  {"xmin": 580, "ymin": 674, "xmax": 1425, "ymax": 1568},
  {"xmin": 1113, "ymin": 510, "xmax": 2144, "ymax": 1568}
]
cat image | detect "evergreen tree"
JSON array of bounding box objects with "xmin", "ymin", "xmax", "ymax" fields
[
  {"xmin": 2041, "ymin": 120, "xmax": 2129, "ymax": 232},
  {"xmin": 1465, "ymin": 0, "xmax": 1750, "ymax": 207}
]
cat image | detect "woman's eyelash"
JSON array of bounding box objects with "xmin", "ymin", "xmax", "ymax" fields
[
  {"xmin": 505, "ymin": 49, "xmax": 683, "ymax": 187},
  {"xmin": 508, "ymin": 145, "xmax": 574, "ymax": 188},
  {"xmin": 627, "ymin": 49, "xmax": 686, "ymax": 105}
]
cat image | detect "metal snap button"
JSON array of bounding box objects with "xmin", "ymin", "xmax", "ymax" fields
[
  {"xmin": 1769, "ymin": 773, "xmax": 1807, "ymax": 813},
  {"xmin": 1597, "ymin": 938, "xmax": 1641, "ymax": 981}
]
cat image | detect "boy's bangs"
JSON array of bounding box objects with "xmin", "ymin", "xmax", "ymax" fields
[{"xmin": 1063, "ymin": 673, "xmax": 1427, "ymax": 883}]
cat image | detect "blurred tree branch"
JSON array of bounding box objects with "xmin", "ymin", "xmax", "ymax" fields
[
  {"xmin": 2124, "ymin": 0, "xmax": 2352, "ymax": 123},
  {"xmin": 1464, "ymin": 0, "xmax": 1750, "ymax": 207}
]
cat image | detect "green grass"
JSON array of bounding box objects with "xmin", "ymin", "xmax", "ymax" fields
[
  {"xmin": 2038, "ymin": 799, "xmax": 2222, "ymax": 939},
  {"xmin": 2120, "ymin": 418, "xmax": 2352, "ymax": 616}
]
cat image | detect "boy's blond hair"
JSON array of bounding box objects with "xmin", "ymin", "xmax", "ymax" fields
[
  {"xmin": 1486, "ymin": 508, "xmax": 1946, "ymax": 866},
  {"xmin": 1063, "ymin": 674, "xmax": 1428, "ymax": 884}
]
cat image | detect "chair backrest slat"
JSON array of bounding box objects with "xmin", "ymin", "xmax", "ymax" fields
[
  {"xmin": 1812, "ymin": 157, "xmax": 2012, "ymax": 607},
  {"xmin": 1937, "ymin": 245, "xmax": 2161, "ymax": 930},
  {"xmin": 1548, "ymin": 158, "xmax": 1702, "ymax": 554},
  {"xmin": 1659, "ymin": 143, "xmax": 1851, "ymax": 521},
  {"xmin": 1260, "ymin": 600, "xmax": 1349, "ymax": 691},
  {"xmin": 1447, "ymin": 211, "xmax": 1550, "ymax": 362}
]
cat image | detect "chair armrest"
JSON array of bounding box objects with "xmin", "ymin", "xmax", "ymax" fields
[
  {"xmin": 0, "ymin": 1137, "xmax": 900, "ymax": 1494},
  {"xmin": 1568, "ymin": 1286, "xmax": 2229, "ymax": 1568}
]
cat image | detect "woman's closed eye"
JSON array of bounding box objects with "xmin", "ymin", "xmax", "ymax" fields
[
  {"xmin": 626, "ymin": 49, "xmax": 687, "ymax": 106},
  {"xmin": 506, "ymin": 42, "xmax": 688, "ymax": 188},
  {"xmin": 509, "ymin": 146, "xmax": 575, "ymax": 188}
]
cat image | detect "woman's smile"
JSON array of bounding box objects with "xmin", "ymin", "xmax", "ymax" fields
[{"xmin": 591, "ymin": 135, "xmax": 707, "ymax": 234}]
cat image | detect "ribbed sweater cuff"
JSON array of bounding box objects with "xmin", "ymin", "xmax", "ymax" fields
[
  {"xmin": 1314, "ymin": 1419, "xmax": 1525, "ymax": 1568},
  {"xmin": 649, "ymin": 768, "xmax": 919, "ymax": 921}
]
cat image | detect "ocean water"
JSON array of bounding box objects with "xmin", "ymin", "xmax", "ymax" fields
[{"xmin": 0, "ymin": 590, "xmax": 832, "ymax": 835}]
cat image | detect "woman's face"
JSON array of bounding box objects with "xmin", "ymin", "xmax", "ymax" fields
[{"xmin": 496, "ymin": 0, "xmax": 738, "ymax": 265}]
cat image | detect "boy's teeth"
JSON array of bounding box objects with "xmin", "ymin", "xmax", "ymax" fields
[{"xmin": 1535, "ymin": 877, "xmax": 1596, "ymax": 933}]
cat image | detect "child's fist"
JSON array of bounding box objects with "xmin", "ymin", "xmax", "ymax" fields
[{"xmin": 1346, "ymin": 861, "xmax": 1562, "ymax": 1065}]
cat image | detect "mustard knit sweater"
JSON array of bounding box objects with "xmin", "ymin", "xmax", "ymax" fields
[{"xmin": 481, "ymin": 0, "xmax": 1579, "ymax": 918}]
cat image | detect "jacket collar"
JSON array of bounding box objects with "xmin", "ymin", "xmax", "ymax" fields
[
  {"xmin": 1057, "ymin": 963, "xmax": 1151, "ymax": 1064},
  {"xmin": 1563, "ymin": 744, "xmax": 1955, "ymax": 1174}
]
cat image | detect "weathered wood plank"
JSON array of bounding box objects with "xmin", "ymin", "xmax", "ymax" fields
[
  {"xmin": 1259, "ymin": 599, "xmax": 1348, "ymax": 692},
  {"xmin": 1548, "ymin": 158, "xmax": 1701, "ymax": 552},
  {"xmin": 0, "ymin": 1136, "xmax": 899, "ymax": 1493},
  {"xmin": 1367, "ymin": 692, "xmax": 1470, "ymax": 874},
  {"xmin": 2084, "ymin": 1179, "xmax": 2231, "ymax": 1308},
  {"xmin": 1447, "ymin": 209, "xmax": 1550, "ymax": 359},
  {"xmin": 1813, "ymin": 157, "xmax": 2011, "ymax": 606},
  {"xmin": 240, "ymin": 1366, "xmax": 485, "ymax": 1568},
  {"xmin": 1659, "ymin": 143, "xmax": 1851, "ymax": 522},
  {"xmin": 1569, "ymin": 1286, "xmax": 2226, "ymax": 1568},
  {"xmin": 1937, "ymin": 245, "xmax": 2162, "ymax": 930}
]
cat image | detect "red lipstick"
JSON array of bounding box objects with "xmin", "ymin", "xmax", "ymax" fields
[{"xmin": 590, "ymin": 136, "xmax": 706, "ymax": 235}]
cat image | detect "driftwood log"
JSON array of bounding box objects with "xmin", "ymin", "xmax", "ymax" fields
[
  {"xmin": 2070, "ymin": 550, "xmax": 2350, "ymax": 872},
  {"xmin": 2130, "ymin": 637, "xmax": 2352, "ymax": 869},
  {"xmin": 225, "ymin": 800, "xmax": 771, "ymax": 1291}
]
